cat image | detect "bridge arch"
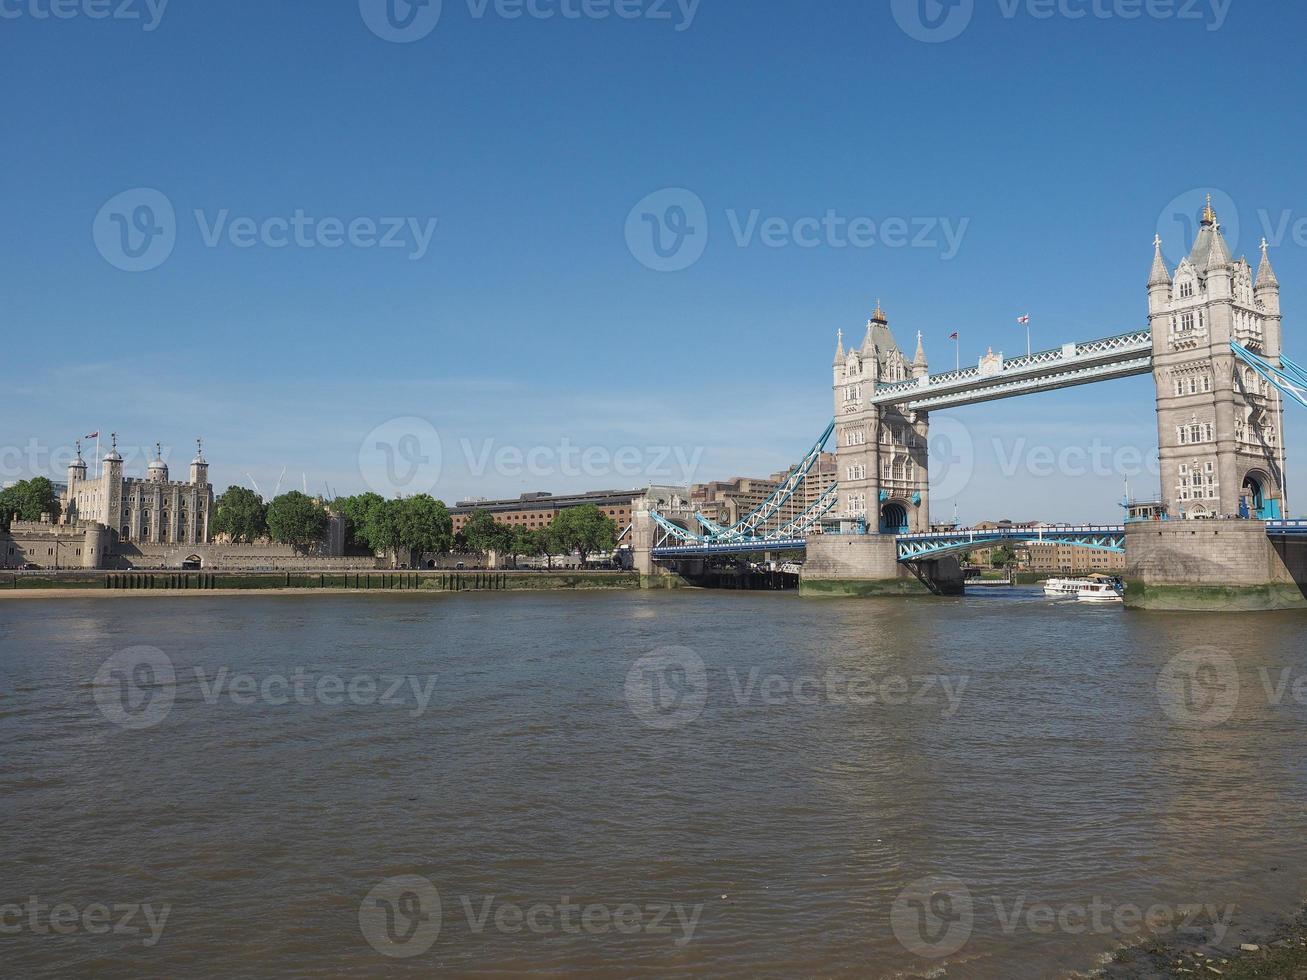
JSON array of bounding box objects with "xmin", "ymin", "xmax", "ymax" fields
[{"xmin": 879, "ymin": 502, "xmax": 909, "ymax": 535}]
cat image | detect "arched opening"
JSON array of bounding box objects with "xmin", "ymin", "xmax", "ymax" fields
[
  {"xmin": 879, "ymin": 502, "xmax": 909, "ymax": 535},
  {"xmin": 1242, "ymin": 472, "xmax": 1280, "ymax": 519},
  {"xmin": 182, "ymin": 555, "xmax": 203, "ymax": 570},
  {"xmin": 427, "ymin": 559, "xmax": 437, "ymax": 569}
]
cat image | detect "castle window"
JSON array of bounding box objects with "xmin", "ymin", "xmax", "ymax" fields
[
  {"xmin": 1187, "ymin": 378, "xmax": 1197, "ymax": 395},
  {"xmin": 1181, "ymin": 312, "xmax": 1195, "ymax": 332},
  {"xmin": 1202, "ymin": 375, "xmax": 1211, "ymax": 392},
  {"xmin": 1174, "ymin": 379, "xmax": 1183, "ymax": 396}
]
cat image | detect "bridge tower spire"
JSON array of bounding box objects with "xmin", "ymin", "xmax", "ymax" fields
[{"xmin": 1149, "ymin": 204, "xmax": 1286, "ymax": 520}]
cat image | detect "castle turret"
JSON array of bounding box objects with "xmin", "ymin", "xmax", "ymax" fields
[
  {"xmin": 68, "ymin": 441, "xmax": 87, "ymax": 489},
  {"xmin": 147, "ymin": 442, "xmax": 169, "ymax": 483},
  {"xmin": 912, "ymin": 331, "xmax": 928, "ymax": 379},
  {"xmin": 1256, "ymin": 238, "xmax": 1282, "ymax": 357},
  {"xmin": 1148, "ymin": 234, "xmax": 1172, "ymax": 315},
  {"xmin": 190, "ymin": 438, "xmax": 209, "ymax": 486}
]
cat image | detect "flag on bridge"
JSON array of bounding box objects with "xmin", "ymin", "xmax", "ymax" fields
[
  {"xmin": 85, "ymin": 431, "xmax": 99, "ymax": 439},
  {"xmin": 1017, "ymin": 314, "xmax": 1030, "ymax": 326},
  {"xmin": 948, "ymin": 331, "xmax": 958, "ymax": 340}
]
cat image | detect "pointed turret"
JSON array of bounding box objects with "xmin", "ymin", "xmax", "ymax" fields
[
  {"xmin": 1149, "ymin": 235, "xmax": 1171, "ymax": 287},
  {"xmin": 911, "ymin": 330, "xmax": 928, "ymax": 379},
  {"xmin": 1256, "ymin": 237, "xmax": 1279, "ymax": 288},
  {"xmin": 1190, "ymin": 195, "xmax": 1232, "ymax": 272},
  {"xmin": 832, "ymin": 328, "xmax": 845, "ymax": 365}
]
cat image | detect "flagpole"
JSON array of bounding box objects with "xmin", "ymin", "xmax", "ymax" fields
[{"xmin": 95, "ymin": 433, "xmax": 101, "ymax": 480}]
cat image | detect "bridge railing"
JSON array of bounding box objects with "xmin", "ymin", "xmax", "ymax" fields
[{"xmin": 871, "ymin": 330, "xmax": 1151, "ymax": 405}]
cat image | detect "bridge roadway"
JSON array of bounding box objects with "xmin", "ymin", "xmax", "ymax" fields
[
  {"xmin": 869, "ymin": 330, "xmax": 1152, "ymax": 411},
  {"xmin": 649, "ymin": 521, "xmax": 1307, "ymax": 564}
]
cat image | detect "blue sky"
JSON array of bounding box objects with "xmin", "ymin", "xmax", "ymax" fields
[{"xmin": 3, "ymin": 0, "xmax": 1304, "ymax": 522}]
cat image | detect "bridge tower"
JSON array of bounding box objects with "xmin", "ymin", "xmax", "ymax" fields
[
  {"xmin": 1149, "ymin": 199, "xmax": 1286, "ymax": 519},
  {"xmin": 830, "ymin": 302, "xmax": 931, "ymax": 535}
]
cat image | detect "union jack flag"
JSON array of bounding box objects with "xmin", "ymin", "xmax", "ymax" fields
[
  {"xmin": 85, "ymin": 431, "xmax": 99, "ymax": 439},
  {"xmin": 948, "ymin": 331, "xmax": 958, "ymax": 340}
]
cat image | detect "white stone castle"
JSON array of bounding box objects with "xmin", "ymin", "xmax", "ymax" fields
[
  {"xmin": 62, "ymin": 435, "xmax": 214, "ymax": 545},
  {"xmin": 1149, "ymin": 197, "xmax": 1285, "ymax": 519}
]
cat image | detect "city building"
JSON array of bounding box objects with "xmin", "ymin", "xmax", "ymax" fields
[
  {"xmin": 691, "ymin": 452, "xmax": 838, "ymax": 533},
  {"xmin": 450, "ymin": 488, "xmax": 644, "ymax": 538}
]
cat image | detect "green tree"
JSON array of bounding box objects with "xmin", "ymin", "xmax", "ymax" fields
[
  {"xmin": 463, "ymin": 509, "xmax": 511, "ymax": 556},
  {"xmin": 0, "ymin": 477, "xmax": 61, "ymax": 529},
  {"xmin": 211, "ymin": 486, "xmax": 268, "ymax": 543},
  {"xmin": 265, "ymin": 491, "xmax": 329, "ymax": 548},
  {"xmin": 507, "ymin": 526, "xmax": 539, "ymax": 567},
  {"xmin": 397, "ymin": 495, "xmax": 453, "ymax": 556},
  {"xmin": 336, "ymin": 492, "xmax": 387, "ymax": 552},
  {"xmin": 991, "ymin": 545, "xmax": 1017, "ymax": 568},
  {"xmin": 551, "ymin": 504, "xmax": 616, "ymax": 565}
]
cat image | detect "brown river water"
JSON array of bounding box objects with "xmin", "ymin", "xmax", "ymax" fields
[{"xmin": 2, "ymin": 588, "xmax": 1306, "ymax": 978}]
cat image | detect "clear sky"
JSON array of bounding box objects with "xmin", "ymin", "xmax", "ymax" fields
[{"xmin": 4, "ymin": 0, "xmax": 1304, "ymax": 522}]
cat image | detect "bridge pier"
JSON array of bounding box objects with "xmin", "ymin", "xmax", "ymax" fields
[
  {"xmin": 1123, "ymin": 519, "xmax": 1307, "ymax": 611},
  {"xmin": 799, "ymin": 534, "xmax": 963, "ymax": 597}
]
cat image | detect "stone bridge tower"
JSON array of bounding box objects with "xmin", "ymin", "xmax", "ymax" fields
[
  {"xmin": 1149, "ymin": 198, "xmax": 1286, "ymax": 519},
  {"xmin": 830, "ymin": 302, "xmax": 931, "ymax": 535}
]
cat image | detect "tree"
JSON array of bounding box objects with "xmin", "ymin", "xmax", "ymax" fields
[
  {"xmin": 336, "ymin": 492, "xmax": 386, "ymax": 552},
  {"xmin": 551, "ymin": 504, "xmax": 616, "ymax": 565},
  {"xmin": 0, "ymin": 477, "xmax": 61, "ymax": 529},
  {"xmin": 211, "ymin": 486, "xmax": 268, "ymax": 543},
  {"xmin": 396, "ymin": 495, "xmax": 453, "ymax": 556},
  {"xmin": 266, "ymin": 491, "xmax": 329, "ymax": 548},
  {"xmin": 508, "ymin": 527, "xmax": 538, "ymax": 567},
  {"xmin": 463, "ymin": 509, "xmax": 511, "ymax": 556},
  {"xmin": 991, "ymin": 545, "xmax": 1017, "ymax": 568}
]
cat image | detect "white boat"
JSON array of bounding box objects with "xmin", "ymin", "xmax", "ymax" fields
[
  {"xmin": 1042, "ymin": 574, "xmax": 1124, "ymax": 601},
  {"xmin": 1076, "ymin": 580, "xmax": 1124, "ymax": 603}
]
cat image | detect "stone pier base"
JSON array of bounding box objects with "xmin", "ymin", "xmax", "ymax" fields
[
  {"xmin": 1123, "ymin": 518, "xmax": 1307, "ymax": 611},
  {"xmin": 799, "ymin": 534, "xmax": 963, "ymax": 597}
]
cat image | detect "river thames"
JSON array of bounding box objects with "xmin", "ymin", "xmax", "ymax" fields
[{"xmin": 3, "ymin": 589, "xmax": 1306, "ymax": 978}]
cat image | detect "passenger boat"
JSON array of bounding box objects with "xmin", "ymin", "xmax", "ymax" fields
[
  {"xmin": 1042, "ymin": 574, "xmax": 1124, "ymax": 601},
  {"xmin": 1076, "ymin": 579, "xmax": 1124, "ymax": 603}
]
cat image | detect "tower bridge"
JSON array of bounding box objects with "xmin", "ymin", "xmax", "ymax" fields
[{"xmin": 637, "ymin": 201, "xmax": 1307, "ymax": 608}]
